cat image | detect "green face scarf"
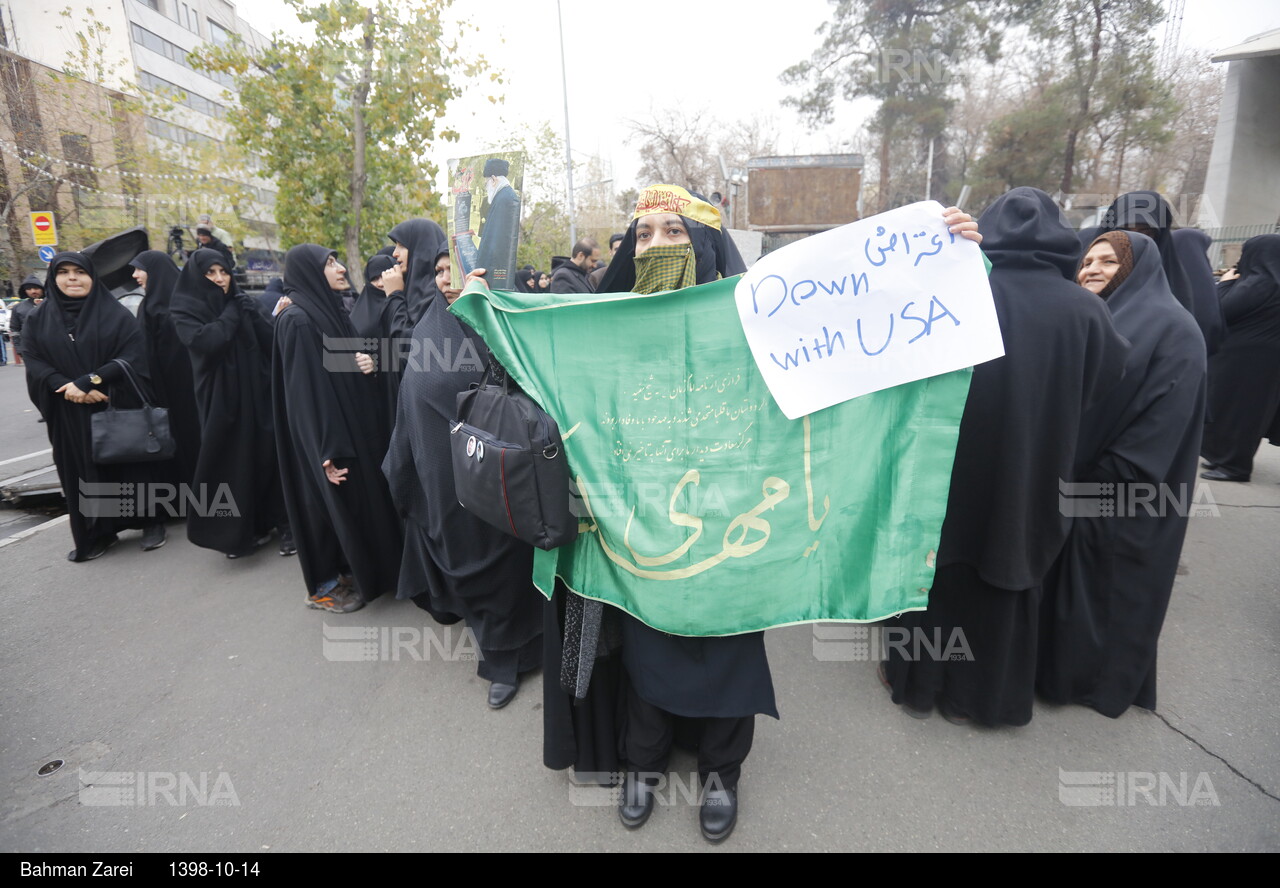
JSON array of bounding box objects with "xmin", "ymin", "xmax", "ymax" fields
[{"xmin": 632, "ymin": 243, "xmax": 697, "ymax": 295}]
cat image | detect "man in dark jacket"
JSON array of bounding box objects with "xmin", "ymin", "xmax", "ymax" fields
[
  {"xmin": 550, "ymin": 239, "xmax": 598, "ymax": 294},
  {"xmin": 9, "ymin": 274, "xmax": 45, "ymax": 365},
  {"xmin": 195, "ymin": 225, "xmax": 236, "ymax": 271}
]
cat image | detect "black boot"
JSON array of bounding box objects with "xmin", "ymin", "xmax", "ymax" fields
[
  {"xmin": 699, "ymin": 782, "xmax": 737, "ymax": 843},
  {"xmin": 618, "ymin": 772, "xmax": 655, "ymax": 829}
]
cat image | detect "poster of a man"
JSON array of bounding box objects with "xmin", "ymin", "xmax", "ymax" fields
[{"xmin": 447, "ymin": 152, "xmax": 524, "ymax": 291}]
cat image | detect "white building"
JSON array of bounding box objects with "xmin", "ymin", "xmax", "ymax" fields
[{"xmin": 1, "ymin": 0, "xmax": 278, "ymax": 250}]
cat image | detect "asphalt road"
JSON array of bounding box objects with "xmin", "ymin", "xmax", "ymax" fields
[{"xmin": 1, "ymin": 365, "xmax": 1277, "ymax": 853}]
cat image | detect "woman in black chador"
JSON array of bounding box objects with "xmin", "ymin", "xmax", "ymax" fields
[
  {"xmin": 21, "ymin": 252, "xmax": 169, "ymax": 560},
  {"xmin": 1038, "ymin": 230, "xmax": 1205, "ymax": 716},
  {"xmin": 1200, "ymin": 235, "xmax": 1280, "ymax": 481},
  {"xmin": 273, "ymin": 244, "xmax": 402, "ymax": 614},
  {"xmin": 382, "ymin": 245, "xmax": 543, "ymax": 708},
  {"xmin": 387, "ymin": 218, "xmax": 449, "ymax": 327},
  {"xmin": 129, "ymin": 251, "xmax": 202, "ymax": 490},
  {"xmin": 883, "ymin": 187, "xmax": 1129, "ymax": 728},
  {"xmin": 170, "ymin": 248, "xmax": 290, "ymax": 558},
  {"xmin": 350, "ymin": 248, "xmax": 409, "ymax": 437},
  {"xmin": 1079, "ymin": 191, "xmax": 1196, "ymax": 317}
]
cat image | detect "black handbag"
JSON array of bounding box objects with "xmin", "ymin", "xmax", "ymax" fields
[
  {"xmin": 90, "ymin": 358, "xmax": 177, "ymax": 464},
  {"xmin": 451, "ymin": 367, "xmax": 576, "ymax": 550}
]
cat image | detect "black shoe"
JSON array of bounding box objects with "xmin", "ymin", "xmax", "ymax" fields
[
  {"xmin": 140, "ymin": 524, "xmax": 166, "ymax": 551},
  {"xmin": 938, "ymin": 700, "xmax": 972, "ymax": 726},
  {"xmin": 278, "ymin": 528, "xmax": 296, "ymax": 556},
  {"xmin": 1200, "ymin": 468, "xmax": 1249, "ymax": 482},
  {"xmin": 487, "ymin": 681, "xmax": 518, "ymax": 710},
  {"xmin": 70, "ymin": 534, "xmax": 119, "ymax": 562},
  {"xmin": 618, "ymin": 772, "xmax": 655, "ymax": 830},
  {"xmin": 699, "ymin": 787, "xmax": 738, "ymax": 843},
  {"xmin": 1200, "ymin": 459, "xmax": 1218, "ymax": 469},
  {"xmin": 226, "ymin": 533, "xmax": 272, "ymax": 558},
  {"xmin": 877, "ymin": 662, "xmax": 931, "ymax": 719}
]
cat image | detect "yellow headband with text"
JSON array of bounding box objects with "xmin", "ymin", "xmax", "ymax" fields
[{"xmin": 632, "ymin": 184, "xmax": 721, "ymax": 230}]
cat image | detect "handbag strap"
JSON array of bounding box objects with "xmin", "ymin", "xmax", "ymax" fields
[{"xmin": 108, "ymin": 358, "xmax": 152, "ymax": 408}]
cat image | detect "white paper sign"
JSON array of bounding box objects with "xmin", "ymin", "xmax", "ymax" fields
[{"xmin": 733, "ymin": 200, "xmax": 1004, "ymax": 420}]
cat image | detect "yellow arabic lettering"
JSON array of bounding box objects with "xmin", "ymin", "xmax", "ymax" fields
[
  {"xmin": 623, "ymin": 469, "xmax": 704, "ymax": 566},
  {"xmin": 803, "ymin": 414, "xmax": 830, "ymax": 532},
  {"xmin": 577, "ymin": 474, "xmax": 791, "ymax": 581}
]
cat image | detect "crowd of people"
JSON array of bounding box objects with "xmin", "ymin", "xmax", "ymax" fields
[{"xmin": 9, "ymin": 184, "xmax": 1280, "ymax": 844}]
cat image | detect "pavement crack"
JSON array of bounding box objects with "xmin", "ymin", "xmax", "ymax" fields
[
  {"xmin": 1152, "ymin": 710, "xmax": 1280, "ymax": 803},
  {"xmin": 1213, "ymin": 503, "xmax": 1280, "ymax": 510}
]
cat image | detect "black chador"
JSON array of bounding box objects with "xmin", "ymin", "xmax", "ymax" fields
[
  {"xmin": 348, "ymin": 249, "xmax": 410, "ymax": 437},
  {"xmin": 884, "ymin": 188, "xmax": 1129, "ymax": 726},
  {"xmin": 1200, "ymin": 234, "xmax": 1280, "ymax": 480},
  {"xmin": 1170, "ymin": 228, "xmax": 1226, "ymax": 357},
  {"xmin": 129, "ymin": 250, "xmax": 202, "ymax": 487},
  {"xmin": 170, "ymin": 248, "xmax": 286, "ymax": 556},
  {"xmin": 387, "ymin": 218, "xmax": 448, "ymax": 327},
  {"xmin": 21, "ymin": 252, "xmax": 168, "ymax": 560},
  {"xmin": 273, "ymin": 244, "xmax": 402, "ymax": 605},
  {"xmin": 1039, "ymin": 231, "xmax": 1206, "ymax": 716},
  {"xmin": 381, "ymin": 271, "xmax": 542, "ymax": 691}
]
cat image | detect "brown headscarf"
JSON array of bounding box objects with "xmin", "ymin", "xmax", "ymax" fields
[{"xmin": 1083, "ymin": 231, "xmax": 1135, "ymax": 300}]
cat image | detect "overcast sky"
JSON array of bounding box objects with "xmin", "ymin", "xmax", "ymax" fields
[{"xmin": 236, "ymin": 0, "xmax": 1280, "ymax": 195}]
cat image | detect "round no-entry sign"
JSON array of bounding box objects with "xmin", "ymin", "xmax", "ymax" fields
[{"xmin": 30, "ymin": 211, "xmax": 58, "ymax": 246}]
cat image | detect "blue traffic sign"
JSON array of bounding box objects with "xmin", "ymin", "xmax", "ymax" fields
[{"xmin": 37, "ymin": 245, "xmax": 57, "ymax": 263}]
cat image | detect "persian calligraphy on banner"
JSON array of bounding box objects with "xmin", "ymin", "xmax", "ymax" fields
[
  {"xmin": 450, "ymin": 277, "xmax": 972, "ymax": 637},
  {"xmin": 735, "ymin": 200, "xmax": 1003, "ymax": 419}
]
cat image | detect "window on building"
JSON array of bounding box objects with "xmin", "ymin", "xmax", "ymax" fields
[
  {"xmin": 208, "ymin": 19, "xmax": 232, "ymax": 47},
  {"xmin": 60, "ymin": 133, "xmax": 98, "ymax": 190},
  {"xmin": 138, "ymin": 0, "xmax": 161, "ymax": 11},
  {"xmin": 138, "ymin": 70, "xmax": 226, "ymax": 119},
  {"xmin": 172, "ymin": 2, "xmax": 200, "ymax": 36},
  {"xmin": 129, "ymin": 23, "xmax": 234, "ymax": 88}
]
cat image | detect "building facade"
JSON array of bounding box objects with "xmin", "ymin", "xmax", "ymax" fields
[{"xmin": 0, "ymin": 0, "xmax": 278, "ymax": 284}]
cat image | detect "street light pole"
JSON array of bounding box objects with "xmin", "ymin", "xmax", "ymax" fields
[{"xmin": 557, "ymin": 0, "xmax": 576, "ymax": 247}]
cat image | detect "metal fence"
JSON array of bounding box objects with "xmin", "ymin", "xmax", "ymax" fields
[{"xmin": 1200, "ymin": 224, "xmax": 1279, "ymax": 267}]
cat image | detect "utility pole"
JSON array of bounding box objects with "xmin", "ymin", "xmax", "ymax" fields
[{"xmin": 557, "ymin": 0, "xmax": 576, "ymax": 246}]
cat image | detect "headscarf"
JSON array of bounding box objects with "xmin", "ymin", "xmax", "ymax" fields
[
  {"xmin": 598, "ymin": 183, "xmax": 746, "ymax": 294},
  {"xmin": 386, "ymin": 218, "xmax": 448, "ymax": 326},
  {"xmin": 22, "ymin": 251, "xmax": 150, "ymax": 395},
  {"xmin": 282, "ymin": 244, "xmax": 358, "ymax": 339},
  {"xmin": 1089, "ymin": 231, "xmax": 1182, "ymax": 319},
  {"xmin": 513, "ymin": 268, "xmax": 534, "ymax": 293},
  {"xmin": 129, "ymin": 250, "xmax": 181, "ymax": 328},
  {"xmin": 1081, "ymin": 191, "xmax": 1194, "ymax": 313},
  {"xmin": 348, "ymin": 249, "xmax": 399, "ymax": 339},
  {"xmin": 171, "ymin": 248, "xmax": 240, "ymax": 326},
  {"xmin": 1082, "ymin": 231, "xmax": 1136, "ymax": 300}
]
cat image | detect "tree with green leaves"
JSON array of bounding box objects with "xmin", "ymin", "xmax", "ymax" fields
[
  {"xmin": 783, "ymin": 0, "xmax": 1017, "ymax": 212},
  {"xmin": 1037, "ymin": 0, "xmax": 1169, "ymax": 195},
  {"xmin": 191, "ymin": 0, "xmax": 497, "ymax": 284}
]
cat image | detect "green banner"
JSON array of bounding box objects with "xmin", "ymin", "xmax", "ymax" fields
[{"xmin": 451, "ymin": 277, "xmax": 971, "ymax": 637}]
